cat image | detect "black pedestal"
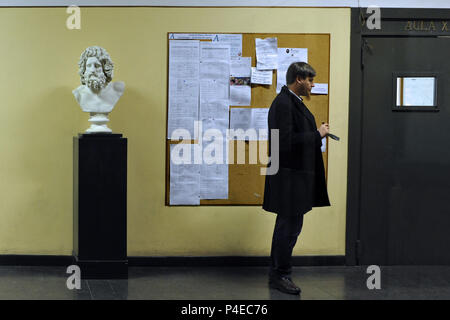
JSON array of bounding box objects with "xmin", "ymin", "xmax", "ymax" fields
[{"xmin": 73, "ymin": 133, "xmax": 128, "ymax": 279}]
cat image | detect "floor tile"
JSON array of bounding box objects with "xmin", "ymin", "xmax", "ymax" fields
[{"xmin": 1, "ymin": 265, "xmax": 450, "ymax": 300}]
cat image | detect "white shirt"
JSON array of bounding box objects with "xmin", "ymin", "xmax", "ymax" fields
[{"xmin": 288, "ymin": 88, "xmax": 303, "ymax": 103}]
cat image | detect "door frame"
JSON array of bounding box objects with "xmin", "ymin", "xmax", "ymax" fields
[{"xmin": 346, "ymin": 8, "xmax": 450, "ymax": 266}]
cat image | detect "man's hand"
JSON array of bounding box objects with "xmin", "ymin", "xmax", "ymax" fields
[{"xmin": 318, "ymin": 122, "xmax": 330, "ymax": 138}]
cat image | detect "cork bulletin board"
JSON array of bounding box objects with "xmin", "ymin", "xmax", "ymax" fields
[{"xmin": 166, "ymin": 33, "xmax": 330, "ymax": 205}]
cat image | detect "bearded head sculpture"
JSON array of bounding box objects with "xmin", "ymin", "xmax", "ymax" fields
[
  {"xmin": 73, "ymin": 46, "xmax": 125, "ymax": 133},
  {"xmin": 78, "ymin": 46, "xmax": 114, "ymax": 93}
]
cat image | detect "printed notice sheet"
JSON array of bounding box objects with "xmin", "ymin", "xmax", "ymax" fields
[
  {"xmin": 169, "ymin": 33, "xmax": 215, "ymax": 40},
  {"xmin": 169, "ymin": 33, "xmax": 243, "ymax": 60},
  {"xmin": 251, "ymin": 108, "xmax": 269, "ymax": 140},
  {"xmin": 251, "ymin": 67, "xmax": 272, "ymax": 85},
  {"xmin": 199, "ymin": 99, "xmax": 229, "ymax": 120},
  {"xmin": 229, "ymin": 108, "xmax": 269, "ymax": 140},
  {"xmin": 311, "ymin": 83, "xmax": 329, "ymax": 95},
  {"xmin": 200, "ymin": 79, "xmax": 229, "ymax": 101},
  {"xmin": 200, "ymin": 164, "xmax": 228, "ymax": 199},
  {"xmin": 213, "ymin": 34, "xmax": 243, "ymax": 60},
  {"xmin": 230, "ymin": 85, "xmax": 251, "ymax": 106},
  {"xmin": 198, "ymin": 42, "xmax": 231, "ymax": 200},
  {"xmin": 199, "ymin": 42, "xmax": 231, "ymax": 102},
  {"xmin": 200, "ymin": 118, "xmax": 229, "ymax": 199},
  {"xmin": 200, "ymin": 41, "xmax": 231, "ymax": 60},
  {"xmin": 199, "ymin": 42, "xmax": 231, "ymax": 129},
  {"xmin": 167, "ymin": 40, "xmax": 200, "ymax": 139},
  {"xmin": 402, "ymin": 77, "xmax": 435, "ymax": 106},
  {"xmin": 231, "ymin": 57, "xmax": 251, "ymax": 77},
  {"xmin": 169, "ymin": 144, "xmax": 201, "ymax": 205},
  {"xmin": 276, "ymin": 48, "xmax": 308, "ymax": 93},
  {"xmin": 255, "ymin": 37, "xmax": 278, "ymax": 70},
  {"xmin": 230, "ymin": 108, "xmax": 252, "ymax": 131},
  {"xmin": 230, "ymin": 57, "xmax": 251, "ymax": 106}
]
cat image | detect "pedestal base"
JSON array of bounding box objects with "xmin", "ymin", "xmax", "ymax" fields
[
  {"xmin": 73, "ymin": 255, "xmax": 128, "ymax": 279},
  {"xmin": 73, "ymin": 133, "xmax": 128, "ymax": 279},
  {"xmin": 86, "ymin": 112, "xmax": 112, "ymax": 133}
]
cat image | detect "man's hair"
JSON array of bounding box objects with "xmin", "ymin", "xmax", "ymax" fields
[
  {"xmin": 78, "ymin": 46, "xmax": 114, "ymax": 85},
  {"xmin": 286, "ymin": 62, "xmax": 316, "ymax": 85}
]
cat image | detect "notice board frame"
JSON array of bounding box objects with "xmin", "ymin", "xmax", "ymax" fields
[{"xmin": 166, "ymin": 32, "xmax": 330, "ymax": 206}]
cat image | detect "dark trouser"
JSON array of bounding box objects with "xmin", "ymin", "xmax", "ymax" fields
[{"xmin": 269, "ymin": 212, "xmax": 304, "ymax": 278}]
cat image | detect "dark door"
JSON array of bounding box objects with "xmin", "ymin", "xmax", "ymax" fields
[{"xmin": 359, "ymin": 37, "xmax": 450, "ymax": 265}]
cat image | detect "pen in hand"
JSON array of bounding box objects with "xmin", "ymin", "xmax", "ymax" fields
[{"xmin": 321, "ymin": 122, "xmax": 340, "ymax": 141}]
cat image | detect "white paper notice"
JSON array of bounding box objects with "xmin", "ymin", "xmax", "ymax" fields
[
  {"xmin": 197, "ymin": 42, "xmax": 231, "ymax": 200},
  {"xmin": 201, "ymin": 117, "xmax": 228, "ymax": 172},
  {"xmin": 169, "ymin": 33, "xmax": 215, "ymax": 40},
  {"xmin": 200, "ymin": 118, "xmax": 229, "ymax": 199},
  {"xmin": 251, "ymin": 108, "xmax": 269, "ymax": 140},
  {"xmin": 199, "ymin": 41, "xmax": 231, "ymax": 141},
  {"xmin": 311, "ymin": 83, "xmax": 329, "ymax": 95},
  {"xmin": 403, "ymin": 77, "xmax": 435, "ymax": 106},
  {"xmin": 230, "ymin": 108, "xmax": 252, "ymax": 131},
  {"xmin": 200, "ymin": 99, "xmax": 229, "ymax": 120},
  {"xmin": 276, "ymin": 48, "xmax": 308, "ymax": 93},
  {"xmin": 213, "ymin": 34, "xmax": 243, "ymax": 60},
  {"xmin": 321, "ymin": 138, "xmax": 326, "ymax": 153},
  {"xmin": 230, "ymin": 85, "xmax": 251, "ymax": 106},
  {"xmin": 169, "ymin": 144, "xmax": 201, "ymax": 205},
  {"xmin": 255, "ymin": 37, "xmax": 278, "ymax": 70},
  {"xmin": 202, "ymin": 118, "xmax": 229, "ymax": 141},
  {"xmin": 200, "ymin": 79, "xmax": 229, "ymax": 101},
  {"xmin": 168, "ymin": 40, "xmax": 200, "ymax": 139},
  {"xmin": 200, "ymin": 164, "xmax": 228, "ymax": 199},
  {"xmin": 251, "ymin": 67, "xmax": 272, "ymax": 85},
  {"xmin": 201, "ymin": 60, "xmax": 230, "ymax": 79},
  {"xmin": 230, "ymin": 57, "xmax": 251, "ymax": 106},
  {"xmin": 169, "ymin": 33, "xmax": 243, "ymax": 60},
  {"xmin": 199, "ymin": 42, "xmax": 231, "ymax": 102},
  {"xmin": 230, "ymin": 108, "xmax": 269, "ymax": 140},
  {"xmin": 200, "ymin": 42, "xmax": 231, "ymax": 61},
  {"xmin": 231, "ymin": 57, "xmax": 251, "ymax": 77}
]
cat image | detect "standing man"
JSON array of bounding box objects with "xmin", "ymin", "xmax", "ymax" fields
[{"xmin": 263, "ymin": 62, "xmax": 331, "ymax": 295}]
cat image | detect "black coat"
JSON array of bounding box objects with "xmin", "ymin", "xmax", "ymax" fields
[{"xmin": 263, "ymin": 86, "xmax": 330, "ymax": 215}]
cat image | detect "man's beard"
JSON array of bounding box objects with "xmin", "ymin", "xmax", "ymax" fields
[
  {"xmin": 299, "ymin": 85, "xmax": 311, "ymax": 99},
  {"xmin": 85, "ymin": 72, "xmax": 107, "ymax": 93},
  {"xmin": 303, "ymin": 91, "xmax": 311, "ymax": 100}
]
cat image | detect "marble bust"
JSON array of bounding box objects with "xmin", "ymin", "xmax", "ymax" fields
[{"xmin": 73, "ymin": 46, "xmax": 125, "ymax": 133}]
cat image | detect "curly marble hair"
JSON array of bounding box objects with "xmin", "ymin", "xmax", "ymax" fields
[{"xmin": 78, "ymin": 46, "xmax": 114, "ymax": 85}]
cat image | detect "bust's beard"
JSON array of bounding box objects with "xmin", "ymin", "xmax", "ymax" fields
[{"xmin": 85, "ymin": 73, "xmax": 107, "ymax": 93}]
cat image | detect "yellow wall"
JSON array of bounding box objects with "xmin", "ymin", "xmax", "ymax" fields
[{"xmin": 0, "ymin": 7, "xmax": 350, "ymax": 256}]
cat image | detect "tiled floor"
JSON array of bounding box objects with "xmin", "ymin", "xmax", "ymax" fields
[{"xmin": 1, "ymin": 265, "xmax": 450, "ymax": 300}]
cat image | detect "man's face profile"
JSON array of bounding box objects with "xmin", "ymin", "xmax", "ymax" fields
[
  {"xmin": 84, "ymin": 56, "xmax": 107, "ymax": 93},
  {"xmin": 297, "ymin": 76, "xmax": 315, "ymax": 98}
]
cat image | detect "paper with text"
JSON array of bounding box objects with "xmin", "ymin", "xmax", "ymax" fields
[
  {"xmin": 168, "ymin": 40, "xmax": 200, "ymax": 139},
  {"xmin": 255, "ymin": 37, "xmax": 278, "ymax": 70},
  {"xmin": 276, "ymin": 48, "xmax": 308, "ymax": 93}
]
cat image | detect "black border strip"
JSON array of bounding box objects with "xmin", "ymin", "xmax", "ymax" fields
[
  {"xmin": 346, "ymin": 7, "xmax": 364, "ymax": 266},
  {"xmin": 0, "ymin": 255, "xmax": 75, "ymax": 266}
]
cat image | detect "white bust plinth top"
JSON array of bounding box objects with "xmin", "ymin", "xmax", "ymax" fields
[{"xmin": 73, "ymin": 81, "xmax": 125, "ymax": 113}]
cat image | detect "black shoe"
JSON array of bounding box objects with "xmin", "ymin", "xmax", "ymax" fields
[{"xmin": 269, "ymin": 276, "xmax": 301, "ymax": 295}]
